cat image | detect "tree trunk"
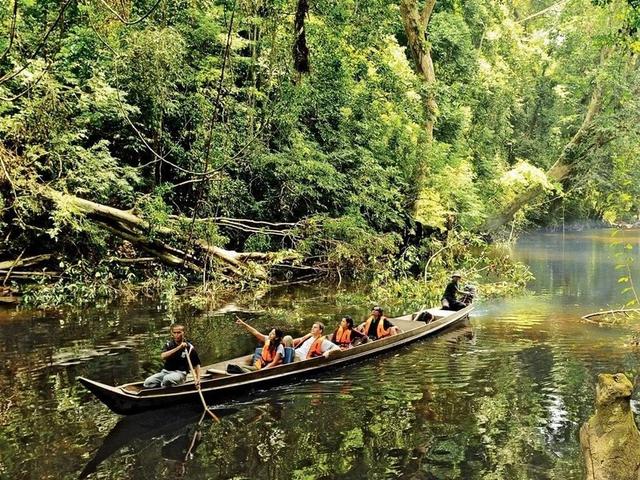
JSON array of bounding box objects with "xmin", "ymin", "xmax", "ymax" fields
[
  {"xmin": 483, "ymin": 46, "xmax": 613, "ymax": 234},
  {"xmin": 483, "ymin": 81, "xmax": 604, "ymax": 233},
  {"xmin": 41, "ymin": 188, "xmax": 282, "ymax": 280},
  {"xmin": 400, "ymin": 0, "xmax": 437, "ymax": 217},
  {"xmin": 293, "ymin": 0, "xmax": 309, "ymax": 75},
  {"xmin": 0, "ymin": 254, "xmax": 53, "ymax": 270},
  {"xmin": 400, "ymin": 0, "xmax": 437, "ymax": 142}
]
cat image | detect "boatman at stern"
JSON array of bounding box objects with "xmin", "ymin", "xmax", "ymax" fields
[
  {"xmin": 441, "ymin": 271, "xmax": 467, "ymax": 311},
  {"xmin": 143, "ymin": 324, "xmax": 201, "ymax": 388}
]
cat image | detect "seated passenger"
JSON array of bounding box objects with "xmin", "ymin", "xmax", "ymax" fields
[
  {"xmin": 330, "ymin": 316, "xmax": 368, "ymax": 349},
  {"xmin": 283, "ymin": 322, "xmax": 340, "ymax": 361},
  {"xmin": 235, "ymin": 318, "xmax": 285, "ymax": 370},
  {"xmin": 356, "ymin": 306, "xmax": 400, "ymax": 340}
]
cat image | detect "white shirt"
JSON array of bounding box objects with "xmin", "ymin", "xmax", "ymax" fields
[{"xmin": 295, "ymin": 336, "xmax": 338, "ymax": 360}]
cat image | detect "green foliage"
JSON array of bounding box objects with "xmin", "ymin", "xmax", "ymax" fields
[
  {"xmin": 244, "ymin": 232, "xmax": 273, "ymax": 252},
  {"xmin": 610, "ymin": 229, "xmax": 639, "ymax": 308},
  {"xmin": 20, "ymin": 260, "xmax": 118, "ymax": 308},
  {"xmin": 1, "ymin": 0, "xmax": 638, "ymax": 303},
  {"xmin": 137, "ymin": 188, "xmax": 172, "ymax": 237},
  {"xmin": 295, "ymin": 214, "xmax": 400, "ymax": 278}
]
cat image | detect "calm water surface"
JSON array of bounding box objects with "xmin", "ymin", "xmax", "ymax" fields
[{"xmin": 2, "ymin": 229, "xmax": 640, "ymax": 479}]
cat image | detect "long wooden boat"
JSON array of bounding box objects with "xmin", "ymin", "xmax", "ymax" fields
[{"xmin": 78, "ymin": 304, "xmax": 473, "ymax": 415}]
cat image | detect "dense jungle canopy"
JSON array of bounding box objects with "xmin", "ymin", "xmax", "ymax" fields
[{"xmin": 0, "ymin": 0, "xmax": 639, "ymax": 304}]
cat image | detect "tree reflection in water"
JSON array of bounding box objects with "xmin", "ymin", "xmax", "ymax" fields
[
  {"xmin": 6, "ymin": 228, "xmax": 640, "ymax": 479},
  {"xmin": 79, "ymin": 405, "xmax": 237, "ymax": 479}
]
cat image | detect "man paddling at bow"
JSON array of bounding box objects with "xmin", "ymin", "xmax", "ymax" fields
[{"xmin": 144, "ymin": 324, "xmax": 201, "ymax": 388}]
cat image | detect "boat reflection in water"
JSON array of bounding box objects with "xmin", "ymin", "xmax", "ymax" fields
[{"xmin": 79, "ymin": 404, "xmax": 238, "ymax": 479}]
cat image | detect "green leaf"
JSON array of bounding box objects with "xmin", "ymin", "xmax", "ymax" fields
[{"xmin": 618, "ymin": 277, "xmax": 629, "ymax": 283}]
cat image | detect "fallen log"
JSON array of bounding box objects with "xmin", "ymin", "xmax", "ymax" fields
[
  {"xmin": 0, "ymin": 286, "xmax": 19, "ymax": 304},
  {"xmin": 170, "ymin": 215, "xmax": 298, "ymax": 237},
  {"xmin": 107, "ymin": 257, "xmax": 156, "ymax": 264},
  {"xmin": 43, "ymin": 188, "xmax": 174, "ymax": 236},
  {"xmin": 0, "ymin": 270, "xmax": 60, "ymax": 278},
  {"xmin": 0, "ymin": 254, "xmax": 53, "ymax": 270},
  {"xmin": 42, "ymin": 188, "xmax": 292, "ymax": 282},
  {"xmin": 97, "ymin": 221, "xmax": 201, "ymax": 271}
]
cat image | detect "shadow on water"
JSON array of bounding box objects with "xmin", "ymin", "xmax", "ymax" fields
[{"xmin": 78, "ymin": 404, "xmax": 238, "ymax": 479}]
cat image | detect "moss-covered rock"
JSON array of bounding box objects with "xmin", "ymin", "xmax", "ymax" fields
[{"xmin": 580, "ymin": 373, "xmax": 640, "ymax": 480}]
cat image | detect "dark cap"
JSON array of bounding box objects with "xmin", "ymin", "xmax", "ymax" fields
[{"xmin": 372, "ymin": 306, "xmax": 383, "ymax": 313}]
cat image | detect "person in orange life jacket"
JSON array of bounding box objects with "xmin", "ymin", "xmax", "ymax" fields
[
  {"xmin": 356, "ymin": 306, "xmax": 400, "ymax": 340},
  {"xmin": 283, "ymin": 322, "xmax": 340, "ymax": 361},
  {"xmin": 235, "ymin": 318, "xmax": 285, "ymax": 370},
  {"xmin": 143, "ymin": 324, "xmax": 201, "ymax": 388},
  {"xmin": 330, "ymin": 316, "xmax": 368, "ymax": 349}
]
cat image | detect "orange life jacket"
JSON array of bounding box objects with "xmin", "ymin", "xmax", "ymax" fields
[
  {"xmin": 363, "ymin": 315, "xmax": 391, "ymax": 339},
  {"xmin": 334, "ymin": 327, "xmax": 352, "ymax": 347},
  {"xmin": 307, "ymin": 336, "xmax": 326, "ymax": 359},
  {"xmin": 254, "ymin": 339, "xmax": 279, "ymax": 369}
]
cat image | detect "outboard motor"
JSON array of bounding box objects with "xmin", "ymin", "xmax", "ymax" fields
[{"xmin": 460, "ymin": 284, "xmax": 476, "ymax": 305}]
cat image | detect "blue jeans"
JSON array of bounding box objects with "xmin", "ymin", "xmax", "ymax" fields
[{"xmin": 143, "ymin": 369, "xmax": 187, "ymax": 388}]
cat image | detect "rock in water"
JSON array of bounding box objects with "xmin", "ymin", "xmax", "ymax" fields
[{"xmin": 580, "ymin": 373, "xmax": 640, "ymax": 480}]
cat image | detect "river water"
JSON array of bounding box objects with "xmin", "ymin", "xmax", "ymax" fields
[{"xmin": 2, "ymin": 229, "xmax": 640, "ymax": 479}]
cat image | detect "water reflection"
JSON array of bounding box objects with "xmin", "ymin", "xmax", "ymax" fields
[
  {"xmin": 515, "ymin": 229, "xmax": 640, "ymax": 308},
  {"xmin": 3, "ymin": 229, "xmax": 640, "ymax": 479},
  {"xmin": 79, "ymin": 405, "xmax": 238, "ymax": 479}
]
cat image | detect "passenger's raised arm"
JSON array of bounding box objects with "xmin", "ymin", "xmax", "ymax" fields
[{"xmin": 235, "ymin": 317, "xmax": 266, "ymax": 342}]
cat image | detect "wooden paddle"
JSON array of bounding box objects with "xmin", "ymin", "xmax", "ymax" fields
[{"xmin": 185, "ymin": 345, "xmax": 219, "ymax": 422}]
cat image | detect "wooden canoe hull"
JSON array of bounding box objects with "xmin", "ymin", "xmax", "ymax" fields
[{"xmin": 78, "ymin": 304, "xmax": 473, "ymax": 415}]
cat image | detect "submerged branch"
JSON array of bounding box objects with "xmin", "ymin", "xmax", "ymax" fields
[{"xmin": 582, "ymin": 308, "xmax": 640, "ymax": 322}]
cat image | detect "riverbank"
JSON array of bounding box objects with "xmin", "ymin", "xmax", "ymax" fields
[{"xmin": 4, "ymin": 236, "xmax": 533, "ymax": 311}]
